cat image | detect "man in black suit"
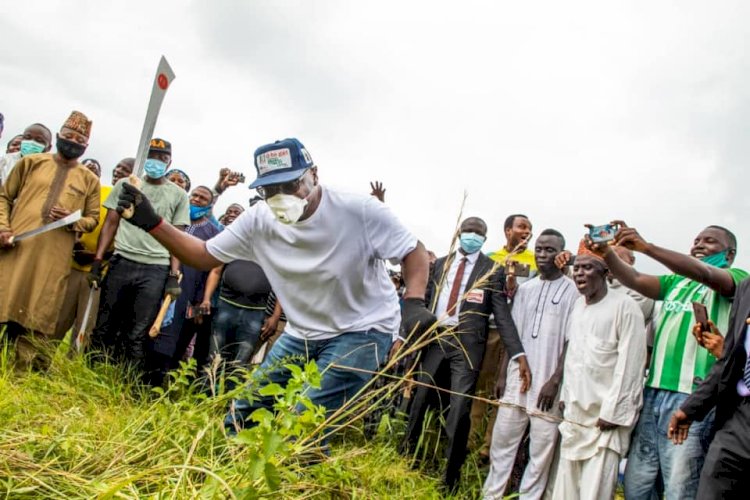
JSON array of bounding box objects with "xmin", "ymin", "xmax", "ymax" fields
[
  {"xmin": 669, "ymin": 277, "xmax": 750, "ymax": 498},
  {"xmin": 403, "ymin": 216, "xmax": 529, "ymax": 491}
]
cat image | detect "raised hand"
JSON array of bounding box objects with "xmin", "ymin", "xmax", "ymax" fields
[
  {"xmin": 611, "ymin": 220, "xmax": 649, "ymax": 254},
  {"xmin": 370, "ymin": 181, "xmax": 386, "ymax": 203}
]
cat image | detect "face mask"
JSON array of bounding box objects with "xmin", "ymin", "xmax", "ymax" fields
[
  {"xmin": 20, "ymin": 140, "xmax": 45, "ymax": 157},
  {"xmin": 459, "ymin": 232, "xmax": 486, "ymax": 254},
  {"xmin": 144, "ymin": 159, "xmax": 168, "ymax": 179},
  {"xmin": 701, "ymin": 249, "xmax": 731, "ymax": 269},
  {"xmin": 56, "ymin": 137, "xmax": 86, "ymax": 160},
  {"xmin": 189, "ymin": 204, "xmax": 211, "ymax": 221},
  {"xmin": 266, "ymin": 193, "xmax": 308, "ymax": 225}
]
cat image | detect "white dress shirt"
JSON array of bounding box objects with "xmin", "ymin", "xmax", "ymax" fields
[{"xmin": 435, "ymin": 250, "xmax": 480, "ymax": 326}]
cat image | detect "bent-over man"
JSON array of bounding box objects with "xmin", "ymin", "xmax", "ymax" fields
[{"xmin": 111, "ymin": 138, "xmax": 435, "ymax": 429}]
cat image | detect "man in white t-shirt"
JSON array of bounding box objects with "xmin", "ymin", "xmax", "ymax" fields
[{"xmin": 112, "ymin": 137, "xmax": 435, "ymax": 431}]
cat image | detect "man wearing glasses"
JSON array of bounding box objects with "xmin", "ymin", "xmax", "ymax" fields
[{"xmin": 114, "ymin": 137, "xmax": 435, "ymax": 431}]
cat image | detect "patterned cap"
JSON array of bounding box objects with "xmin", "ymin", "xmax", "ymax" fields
[
  {"xmin": 149, "ymin": 137, "xmax": 172, "ymax": 154},
  {"xmin": 577, "ymin": 239, "xmax": 606, "ymax": 263},
  {"xmin": 63, "ymin": 111, "xmax": 92, "ymax": 138}
]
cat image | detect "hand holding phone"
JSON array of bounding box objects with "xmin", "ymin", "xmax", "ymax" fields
[
  {"xmin": 506, "ymin": 260, "xmax": 531, "ymax": 278},
  {"xmin": 692, "ymin": 302, "xmax": 710, "ymax": 332}
]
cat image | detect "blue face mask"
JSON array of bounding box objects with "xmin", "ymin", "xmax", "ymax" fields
[
  {"xmin": 20, "ymin": 139, "xmax": 45, "ymax": 157},
  {"xmin": 189, "ymin": 204, "xmax": 211, "ymax": 221},
  {"xmin": 701, "ymin": 249, "xmax": 731, "ymax": 269},
  {"xmin": 459, "ymin": 232, "xmax": 486, "ymax": 254},
  {"xmin": 144, "ymin": 159, "xmax": 168, "ymax": 179}
]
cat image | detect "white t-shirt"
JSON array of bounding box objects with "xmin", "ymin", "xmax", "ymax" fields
[{"xmin": 206, "ymin": 186, "xmax": 417, "ymax": 340}]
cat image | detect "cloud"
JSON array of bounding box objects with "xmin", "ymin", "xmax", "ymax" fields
[{"xmin": 2, "ymin": 1, "xmax": 750, "ymax": 275}]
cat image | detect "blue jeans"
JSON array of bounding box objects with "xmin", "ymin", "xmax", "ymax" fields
[
  {"xmin": 210, "ymin": 301, "xmax": 265, "ymax": 369},
  {"xmin": 624, "ymin": 387, "xmax": 715, "ymax": 500},
  {"xmin": 224, "ymin": 329, "xmax": 392, "ymax": 431}
]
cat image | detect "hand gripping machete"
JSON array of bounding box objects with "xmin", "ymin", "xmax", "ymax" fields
[
  {"xmin": 8, "ymin": 210, "xmax": 82, "ymax": 245},
  {"xmin": 121, "ymin": 56, "xmax": 176, "ymax": 219}
]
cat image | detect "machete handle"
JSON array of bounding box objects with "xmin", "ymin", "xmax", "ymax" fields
[
  {"xmin": 120, "ymin": 175, "xmax": 142, "ymax": 220},
  {"xmin": 149, "ymin": 294, "xmax": 173, "ymax": 338}
]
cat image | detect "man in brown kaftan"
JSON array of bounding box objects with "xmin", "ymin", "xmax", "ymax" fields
[{"xmin": 0, "ymin": 111, "xmax": 100, "ymax": 369}]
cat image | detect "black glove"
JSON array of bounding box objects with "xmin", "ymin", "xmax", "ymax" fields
[
  {"xmin": 165, "ymin": 273, "xmax": 182, "ymax": 298},
  {"xmin": 401, "ymin": 297, "xmax": 437, "ymax": 341},
  {"xmin": 87, "ymin": 260, "xmax": 104, "ymax": 288},
  {"xmin": 73, "ymin": 244, "xmax": 96, "ymax": 267},
  {"xmin": 117, "ymin": 183, "xmax": 163, "ymax": 231}
]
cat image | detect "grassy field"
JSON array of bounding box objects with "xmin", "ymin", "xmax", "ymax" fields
[{"xmin": 0, "ymin": 342, "xmax": 491, "ymax": 499}]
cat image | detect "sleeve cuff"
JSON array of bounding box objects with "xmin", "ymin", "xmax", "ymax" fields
[{"xmin": 510, "ymin": 352, "xmax": 525, "ymax": 361}]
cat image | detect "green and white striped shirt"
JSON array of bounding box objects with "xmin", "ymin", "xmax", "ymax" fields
[{"xmin": 647, "ymin": 268, "xmax": 748, "ymax": 394}]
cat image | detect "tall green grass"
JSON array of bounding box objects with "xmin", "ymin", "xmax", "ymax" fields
[{"xmin": 0, "ymin": 342, "xmax": 480, "ymax": 499}]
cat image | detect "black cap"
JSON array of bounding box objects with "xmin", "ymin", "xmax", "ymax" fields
[{"xmin": 149, "ymin": 137, "xmax": 171, "ymax": 154}]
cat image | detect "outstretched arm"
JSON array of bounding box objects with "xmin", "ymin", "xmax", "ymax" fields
[
  {"xmin": 149, "ymin": 222, "xmax": 223, "ymax": 271},
  {"xmin": 115, "ymin": 183, "xmax": 224, "ymax": 270},
  {"xmin": 612, "ymin": 221, "xmax": 737, "ymax": 297}
]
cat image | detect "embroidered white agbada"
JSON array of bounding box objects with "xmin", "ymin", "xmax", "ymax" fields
[
  {"xmin": 502, "ymin": 275, "xmax": 578, "ymax": 413},
  {"xmin": 484, "ymin": 275, "xmax": 579, "ymax": 500}
]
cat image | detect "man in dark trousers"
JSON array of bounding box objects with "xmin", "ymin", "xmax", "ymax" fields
[
  {"xmin": 88, "ymin": 138, "xmax": 189, "ymax": 372},
  {"xmin": 669, "ymin": 276, "xmax": 750, "ymax": 498},
  {"xmin": 403, "ymin": 216, "xmax": 529, "ymax": 491}
]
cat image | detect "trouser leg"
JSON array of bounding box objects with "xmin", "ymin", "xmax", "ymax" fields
[
  {"xmin": 483, "ymin": 405, "xmax": 528, "ymax": 499},
  {"xmin": 624, "ymin": 388, "xmax": 661, "ymax": 500},
  {"xmin": 695, "ymin": 399, "xmax": 750, "ymax": 500},
  {"xmin": 442, "ymin": 343, "xmax": 481, "ymax": 489},
  {"xmin": 403, "ymin": 342, "xmax": 447, "ymax": 453},
  {"xmin": 469, "ymin": 327, "xmax": 503, "ymax": 448},
  {"xmin": 579, "ymin": 448, "xmax": 620, "ymax": 500},
  {"xmin": 657, "ymin": 390, "xmax": 713, "ymax": 500},
  {"xmin": 551, "ymin": 455, "xmax": 580, "ymax": 500},
  {"xmin": 225, "ymin": 332, "xmax": 311, "ymax": 433},
  {"xmin": 518, "ymin": 415, "xmax": 561, "ymax": 499},
  {"xmin": 90, "ymin": 257, "xmax": 132, "ymax": 359},
  {"xmin": 127, "ymin": 263, "xmax": 169, "ymax": 370},
  {"xmin": 307, "ymin": 330, "xmax": 392, "ymax": 414}
]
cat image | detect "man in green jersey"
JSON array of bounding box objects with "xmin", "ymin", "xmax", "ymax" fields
[{"xmin": 588, "ymin": 222, "xmax": 747, "ymax": 500}]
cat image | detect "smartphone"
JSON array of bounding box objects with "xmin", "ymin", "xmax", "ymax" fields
[
  {"xmin": 506, "ymin": 260, "xmax": 531, "ymax": 278},
  {"xmin": 564, "ymin": 255, "xmax": 576, "ymax": 267},
  {"xmin": 692, "ymin": 302, "xmax": 709, "ymax": 332},
  {"xmin": 589, "ymin": 223, "xmax": 619, "ymax": 244}
]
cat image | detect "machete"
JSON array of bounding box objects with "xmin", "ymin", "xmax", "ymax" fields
[
  {"xmin": 121, "ymin": 55, "xmax": 176, "ymax": 219},
  {"xmin": 8, "ymin": 210, "xmax": 82, "ymax": 245},
  {"xmin": 74, "ymin": 286, "xmax": 97, "ymax": 352}
]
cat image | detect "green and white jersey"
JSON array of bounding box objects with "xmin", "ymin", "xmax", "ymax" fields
[{"xmin": 647, "ymin": 268, "xmax": 748, "ymax": 394}]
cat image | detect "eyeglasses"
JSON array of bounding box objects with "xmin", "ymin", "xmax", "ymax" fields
[{"xmin": 256, "ymin": 169, "xmax": 308, "ymax": 199}]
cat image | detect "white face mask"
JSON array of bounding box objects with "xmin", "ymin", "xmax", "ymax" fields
[{"xmin": 266, "ymin": 193, "xmax": 308, "ymax": 225}]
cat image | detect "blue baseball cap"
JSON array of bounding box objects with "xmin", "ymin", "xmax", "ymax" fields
[{"xmin": 250, "ymin": 138, "xmax": 314, "ymax": 189}]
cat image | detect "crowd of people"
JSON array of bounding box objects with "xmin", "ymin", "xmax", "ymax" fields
[{"xmin": 1, "ymin": 110, "xmax": 749, "ymax": 499}]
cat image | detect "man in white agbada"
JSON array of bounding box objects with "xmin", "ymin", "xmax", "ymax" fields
[
  {"xmin": 552, "ymin": 244, "xmax": 646, "ymax": 500},
  {"xmin": 483, "ymin": 229, "xmax": 578, "ymax": 500}
]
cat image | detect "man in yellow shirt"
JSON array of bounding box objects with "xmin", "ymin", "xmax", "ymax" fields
[
  {"xmin": 55, "ymin": 158, "xmax": 134, "ymax": 341},
  {"xmin": 472, "ymin": 214, "xmax": 536, "ymax": 468},
  {"xmin": 488, "ymin": 214, "xmax": 537, "ymax": 278}
]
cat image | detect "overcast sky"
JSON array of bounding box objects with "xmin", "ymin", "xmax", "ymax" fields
[{"xmin": 2, "ymin": 1, "xmax": 749, "ymax": 274}]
